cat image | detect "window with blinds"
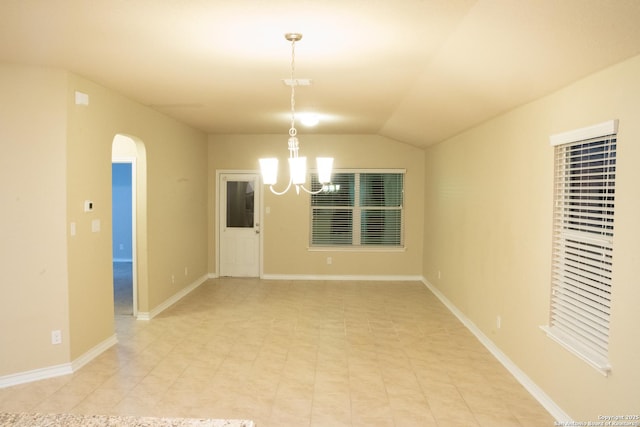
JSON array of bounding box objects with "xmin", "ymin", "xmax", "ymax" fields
[
  {"xmin": 310, "ymin": 170, "xmax": 404, "ymax": 248},
  {"xmin": 543, "ymin": 120, "xmax": 617, "ymax": 375}
]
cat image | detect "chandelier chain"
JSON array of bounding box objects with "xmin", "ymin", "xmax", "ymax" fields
[{"xmin": 289, "ymin": 37, "xmax": 297, "ymax": 138}]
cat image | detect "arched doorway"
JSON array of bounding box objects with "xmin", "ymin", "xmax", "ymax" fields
[{"xmin": 112, "ymin": 134, "xmax": 148, "ymax": 318}]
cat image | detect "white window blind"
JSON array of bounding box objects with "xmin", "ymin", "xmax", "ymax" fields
[
  {"xmin": 310, "ymin": 172, "xmax": 355, "ymax": 246},
  {"xmin": 543, "ymin": 120, "xmax": 617, "ymax": 375},
  {"xmin": 310, "ymin": 170, "xmax": 404, "ymax": 248}
]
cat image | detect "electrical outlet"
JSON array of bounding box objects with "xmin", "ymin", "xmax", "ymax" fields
[
  {"xmin": 171, "ymin": 275, "xmax": 175, "ymax": 284},
  {"xmin": 326, "ymin": 257, "xmax": 332, "ymax": 265},
  {"xmin": 438, "ymin": 270, "xmax": 441, "ymax": 279},
  {"xmin": 497, "ymin": 315, "xmax": 502, "ymax": 329},
  {"xmin": 51, "ymin": 330, "xmax": 62, "ymax": 345},
  {"xmin": 184, "ymin": 267, "xmax": 188, "ymax": 276}
]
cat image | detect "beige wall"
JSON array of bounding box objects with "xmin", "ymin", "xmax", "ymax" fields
[
  {"xmin": 0, "ymin": 65, "xmax": 70, "ymax": 376},
  {"xmin": 0, "ymin": 64, "xmax": 208, "ymax": 376},
  {"xmin": 423, "ymin": 54, "xmax": 640, "ymax": 419},
  {"xmin": 66, "ymin": 74, "xmax": 209, "ymax": 358},
  {"xmin": 208, "ymin": 134, "xmax": 424, "ymax": 277}
]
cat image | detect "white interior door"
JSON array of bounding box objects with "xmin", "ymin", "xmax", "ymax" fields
[{"xmin": 219, "ymin": 173, "xmax": 260, "ymax": 277}]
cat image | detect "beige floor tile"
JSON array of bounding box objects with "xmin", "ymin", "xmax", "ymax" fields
[
  {"xmin": 310, "ymin": 413, "xmax": 352, "ymax": 427},
  {"xmin": 276, "ymin": 379, "xmax": 315, "ymax": 401},
  {"xmin": 71, "ymin": 387, "xmax": 127, "ymax": 414},
  {"xmin": 475, "ymin": 412, "xmax": 524, "ymax": 427},
  {"xmin": 111, "ymin": 395, "xmax": 160, "ymax": 417},
  {"xmin": 518, "ymin": 415, "xmax": 558, "ymax": 426},
  {"xmin": 350, "ymin": 397, "xmax": 393, "ymax": 420},
  {"xmin": 352, "ymin": 416, "xmax": 395, "ymax": 427},
  {"xmin": 0, "ymin": 279, "xmax": 556, "ymax": 427},
  {"xmin": 433, "ymin": 412, "xmax": 482, "ymax": 427},
  {"xmin": 32, "ymin": 395, "xmax": 83, "ymax": 414},
  {"xmin": 392, "ymin": 414, "xmax": 439, "ymax": 427}
]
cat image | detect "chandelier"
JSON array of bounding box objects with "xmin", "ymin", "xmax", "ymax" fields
[{"xmin": 259, "ymin": 33, "xmax": 334, "ymax": 195}]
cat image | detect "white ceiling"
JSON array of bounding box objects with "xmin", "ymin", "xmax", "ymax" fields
[{"xmin": 2, "ymin": 0, "xmax": 640, "ymax": 147}]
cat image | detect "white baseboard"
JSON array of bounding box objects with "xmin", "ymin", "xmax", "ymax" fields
[
  {"xmin": 0, "ymin": 334, "xmax": 117, "ymax": 389},
  {"xmin": 136, "ymin": 274, "xmax": 208, "ymax": 321},
  {"xmin": 1, "ymin": 274, "xmax": 210, "ymax": 388},
  {"xmin": 136, "ymin": 312, "xmax": 151, "ymax": 321},
  {"xmin": 420, "ymin": 277, "xmax": 572, "ymax": 423},
  {"xmin": 0, "ymin": 363, "xmax": 72, "ymax": 389},
  {"xmin": 261, "ymin": 274, "xmax": 424, "ymax": 281},
  {"xmin": 70, "ymin": 334, "xmax": 118, "ymax": 372}
]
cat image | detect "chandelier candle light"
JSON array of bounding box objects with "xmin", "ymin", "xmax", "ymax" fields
[{"xmin": 259, "ymin": 33, "xmax": 334, "ymax": 195}]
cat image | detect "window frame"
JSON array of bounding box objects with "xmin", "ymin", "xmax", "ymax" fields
[
  {"xmin": 541, "ymin": 119, "xmax": 618, "ymax": 376},
  {"xmin": 308, "ymin": 169, "xmax": 405, "ymax": 251}
]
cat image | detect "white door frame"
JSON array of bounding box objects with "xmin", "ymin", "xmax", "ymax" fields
[
  {"xmin": 216, "ymin": 170, "xmax": 263, "ymax": 277},
  {"xmin": 112, "ymin": 157, "xmax": 138, "ymax": 317}
]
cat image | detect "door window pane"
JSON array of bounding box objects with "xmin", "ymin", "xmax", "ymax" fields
[{"xmin": 226, "ymin": 181, "xmax": 254, "ymax": 227}]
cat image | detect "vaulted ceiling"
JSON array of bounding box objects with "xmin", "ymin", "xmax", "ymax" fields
[{"xmin": 2, "ymin": 0, "xmax": 640, "ymax": 147}]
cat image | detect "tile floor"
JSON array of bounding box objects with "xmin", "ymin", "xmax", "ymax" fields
[
  {"xmin": 113, "ymin": 261, "xmax": 133, "ymax": 316},
  {"xmin": 0, "ymin": 278, "xmax": 557, "ymax": 426}
]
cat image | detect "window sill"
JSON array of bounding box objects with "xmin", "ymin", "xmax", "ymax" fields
[
  {"xmin": 540, "ymin": 325, "xmax": 612, "ymax": 376},
  {"xmin": 308, "ymin": 246, "xmax": 406, "ymax": 253}
]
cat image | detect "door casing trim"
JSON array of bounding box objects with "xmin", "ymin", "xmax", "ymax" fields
[{"xmin": 215, "ymin": 170, "xmax": 263, "ymax": 278}]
